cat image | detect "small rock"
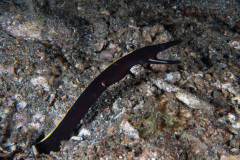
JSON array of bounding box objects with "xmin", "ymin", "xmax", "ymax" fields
[
  {"xmin": 31, "ymin": 76, "xmax": 50, "ymax": 91},
  {"xmin": 95, "ymin": 39, "xmax": 105, "ymax": 52},
  {"xmin": 130, "ymin": 65, "xmax": 144, "ymax": 77},
  {"xmin": 0, "ymin": 13, "xmax": 72, "ymax": 47},
  {"xmin": 229, "ymin": 40, "xmax": 240, "ymax": 50},
  {"xmin": 155, "ymin": 31, "xmax": 172, "ymax": 43},
  {"xmin": 181, "ymin": 132, "xmax": 208, "ymax": 151},
  {"xmin": 17, "ymin": 100, "xmax": 27, "ymax": 109},
  {"xmin": 7, "ymin": 98, "xmax": 14, "ymax": 107},
  {"xmin": 150, "ymin": 64, "xmax": 167, "ymax": 72},
  {"xmin": 107, "ymin": 126, "xmax": 117, "ymax": 135},
  {"xmin": 179, "ymin": 108, "xmax": 192, "ymax": 119},
  {"xmin": 32, "ymin": 112, "xmax": 45, "ymax": 122},
  {"xmin": 32, "ymin": 145, "xmax": 39, "ymax": 156},
  {"xmin": 175, "ymin": 91, "xmax": 213, "ymax": 111},
  {"xmin": 75, "ymin": 62, "xmax": 85, "ymax": 70},
  {"xmin": 77, "ymin": 128, "xmax": 91, "ymax": 137},
  {"xmin": 29, "ymin": 122, "xmax": 41, "ymax": 130},
  {"xmin": 70, "ymin": 136, "xmax": 82, "ymax": 141},
  {"xmin": 164, "ymin": 71, "xmax": 181, "ymax": 83},
  {"xmin": 204, "ymin": 74, "xmax": 212, "ymax": 81},
  {"xmin": 120, "ymin": 119, "xmax": 140, "ymax": 139},
  {"xmin": 230, "ymin": 148, "xmax": 239, "ymax": 154},
  {"xmin": 220, "ymin": 154, "xmax": 240, "ymax": 160},
  {"xmin": 228, "ymin": 127, "xmax": 239, "ymax": 135},
  {"xmin": 100, "ymin": 50, "xmax": 113, "ymax": 61},
  {"xmin": 70, "ymin": 128, "xmax": 91, "ymax": 141},
  {"xmin": 227, "ymin": 113, "xmax": 236, "ymax": 124},
  {"xmin": 49, "ymin": 93, "xmax": 56, "ymax": 106},
  {"xmin": 141, "ymin": 26, "xmax": 153, "ymax": 43},
  {"xmin": 231, "ymin": 121, "xmax": 240, "ymax": 129}
]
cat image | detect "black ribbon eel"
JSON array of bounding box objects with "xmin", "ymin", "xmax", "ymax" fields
[{"xmin": 34, "ymin": 39, "xmax": 181, "ymax": 154}]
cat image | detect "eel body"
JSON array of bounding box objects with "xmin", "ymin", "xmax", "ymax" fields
[{"xmin": 35, "ymin": 40, "xmax": 181, "ymax": 154}]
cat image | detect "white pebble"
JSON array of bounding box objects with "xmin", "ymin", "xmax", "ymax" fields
[
  {"xmin": 31, "ymin": 76, "xmax": 50, "ymax": 91},
  {"xmin": 130, "ymin": 65, "xmax": 144, "ymax": 76},
  {"xmin": 120, "ymin": 120, "xmax": 139, "ymax": 139},
  {"xmin": 77, "ymin": 128, "xmax": 91, "ymax": 137},
  {"xmin": 17, "ymin": 100, "xmax": 27, "ymax": 109},
  {"xmin": 232, "ymin": 121, "xmax": 240, "ymax": 129},
  {"xmin": 227, "ymin": 113, "xmax": 236, "ymax": 124}
]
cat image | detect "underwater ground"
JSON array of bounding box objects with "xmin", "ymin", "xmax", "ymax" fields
[{"xmin": 0, "ymin": 0, "xmax": 239, "ymax": 159}]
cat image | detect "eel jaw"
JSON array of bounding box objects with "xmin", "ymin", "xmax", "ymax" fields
[{"xmin": 148, "ymin": 59, "xmax": 181, "ymax": 64}]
